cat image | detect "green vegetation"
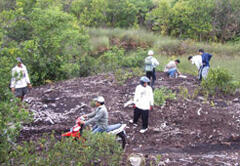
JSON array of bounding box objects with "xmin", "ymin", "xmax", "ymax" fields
[
  {"xmin": 3, "ymin": 132, "xmax": 123, "ymax": 165},
  {"xmin": 154, "ymin": 87, "xmax": 176, "ymax": 106},
  {"xmin": 115, "ymin": 67, "xmax": 144, "ymax": 85},
  {"xmin": 0, "ymin": 57, "xmax": 31, "ymax": 163},
  {"xmin": 1, "ymin": 0, "xmax": 240, "ymax": 164},
  {"xmin": 201, "ymin": 67, "xmax": 239, "ymax": 95}
]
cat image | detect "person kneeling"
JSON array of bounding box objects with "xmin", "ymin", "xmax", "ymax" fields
[{"xmin": 164, "ymin": 59, "xmax": 181, "ymax": 78}]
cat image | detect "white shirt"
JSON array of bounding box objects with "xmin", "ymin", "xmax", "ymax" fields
[
  {"xmin": 164, "ymin": 61, "xmax": 177, "ymax": 72},
  {"xmin": 11, "ymin": 64, "xmax": 31, "ymax": 88},
  {"xmin": 145, "ymin": 56, "xmax": 159, "ymax": 68},
  {"xmin": 134, "ymin": 84, "xmax": 154, "ymax": 110},
  {"xmin": 191, "ymin": 55, "xmax": 202, "ymax": 69}
]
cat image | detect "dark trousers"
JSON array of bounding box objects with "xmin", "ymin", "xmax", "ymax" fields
[
  {"xmin": 146, "ymin": 68, "xmax": 156, "ymax": 87},
  {"xmin": 133, "ymin": 107, "xmax": 149, "ymax": 129},
  {"xmin": 198, "ymin": 66, "xmax": 203, "ymax": 81}
]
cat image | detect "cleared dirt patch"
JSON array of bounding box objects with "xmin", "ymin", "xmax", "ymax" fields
[{"xmin": 19, "ymin": 72, "xmax": 240, "ymax": 165}]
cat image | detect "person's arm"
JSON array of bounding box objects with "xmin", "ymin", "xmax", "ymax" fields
[
  {"xmin": 23, "ymin": 66, "xmax": 31, "ymax": 87},
  {"xmin": 177, "ymin": 68, "xmax": 181, "ymax": 75},
  {"xmin": 191, "ymin": 57, "xmax": 195, "ymax": 65},
  {"xmin": 133, "ymin": 86, "xmax": 140, "ymax": 105},
  {"xmin": 144, "ymin": 57, "xmax": 148, "ymax": 64},
  {"xmin": 149, "ymin": 87, "xmax": 154, "ymax": 107},
  {"xmin": 85, "ymin": 109, "xmax": 104, "ymax": 126},
  {"xmin": 202, "ymin": 54, "xmax": 207, "ymax": 66},
  {"xmin": 153, "ymin": 58, "xmax": 159, "ymax": 67},
  {"xmin": 164, "ymin": 62, "xmax": 170, "ymax": 72},
  {"xmin": 10, "ymin": 68, "xmax": 16, "ymax": 92},
  {"xmin": 86, "ymin": 111, "xmax": 96, "ymax": 119}
]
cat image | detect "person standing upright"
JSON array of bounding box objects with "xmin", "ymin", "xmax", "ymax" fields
[
  {"xmin": 144, "ymin": 50, "xmax": 159, "ymax": 89},
  {"xmin": 198, "ymin": 49, "xmax": 212, "ymax": 80},
  {"xmin": 130, "ymin": 76, "xmax": 154, "ymax": 133},
  {"xmin": 10, "ymin": 57, "xmax": 32, "ymax": 101}
]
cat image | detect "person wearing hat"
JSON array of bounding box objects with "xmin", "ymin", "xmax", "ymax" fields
[
  {"xmin": 10, "ymin": 57, "xmax": 32, "ymax": 101},
  {"xmin": 144, "ymin": 50, "xmax": 159, "ymax": 88},
  {"xmin": 164, "ymin": 59, "xmax": 181, "ymax": 78},
  {"xmin": 130, "ymin": 76, "xmax": 154, "ymax": 133},
  {"xmin": 81, "ymin": 96, "xmax": 109, "ymax": 133}
]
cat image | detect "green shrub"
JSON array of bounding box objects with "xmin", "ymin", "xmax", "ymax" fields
[
  {"xmin": 178, "ymin": 86, "xmax": 190, "ymax": 99},
  {"xmin": 1, "ymin": 1, "xmax": 89, "ymax": 85},
  {"xmin": 154, "ymin": 87, "xmax": 176, "ymax": 106},
  {"xmin": 97, "ymin": 47, "xmax": 125, "ymax": 72},
  {"xmin": 78, "ymin": 55, "xmax": 98, "ymax": 77},
  {"xmin": 121, "ymin": 50, "xmax": 145, "ymax": 68},
  {"xmin": 201, "ymin": 67, "xmax": 238, "ymax": 95},
  {"xmin": 0, "ymin": 56, "xmax": 32, "ymax": 163},
  {"xmin": 6, "ymin": 132, "xmax": 123, "ymax": 166},
  {"xmin": 114, "ymin": 67, "xmax": 144, "ymax": 85}
]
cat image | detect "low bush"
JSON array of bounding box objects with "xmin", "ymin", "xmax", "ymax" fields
[
  {"xmin": 97, "ymin": 47, "xmax": 125, "ymax": 72},
  {"xmin": 201, "ymin": 67, "xmax": 238, "ymax": 95},
  {"xmin": 154, "ymin": 87, "xmax": 176, "ymax": 106},
  {"xmin": 5, "ymin": 132, "xmax": 123, "ymax": 165},
  {"xmin": 114, "ymin": 67, "xmax": 144, "ymax": 85},
  {"xmin": 78, "ymin": 55, "xmax": 98, "ymax": 77},
  {"xmin": 0, "ymin": 57, "xmax": 31, "ymax": 163}
]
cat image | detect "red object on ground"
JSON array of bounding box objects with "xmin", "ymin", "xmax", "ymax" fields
[{"xmin": 61, "ymin": 124, "xmax": 81, "ymax": 138}]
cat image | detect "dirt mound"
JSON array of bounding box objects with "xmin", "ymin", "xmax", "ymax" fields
[{"xmin": 19, "ymin": 72, "xmax": 240, "ymax": 165}]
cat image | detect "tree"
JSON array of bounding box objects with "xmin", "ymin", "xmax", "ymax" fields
[
  {"xmin": 106, "ymin": 0, "xmax": 138, "ymax": 27},
  {"xmin": 146, "ymin": 0, "xmax": 172, "ymax": 34},
  {"xmin": 70, "ymin": 0, "xmax": 107, "ymax": 27},
  {"xmin": 212, "ymin": 0, "xmax": 240, "ymax": 42}
]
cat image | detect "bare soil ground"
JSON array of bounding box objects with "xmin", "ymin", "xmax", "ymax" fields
[{"xmin": 19, "ymin": 72, "xmax": 240, "ymax": 165}]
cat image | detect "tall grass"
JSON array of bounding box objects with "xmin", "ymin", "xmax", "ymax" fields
[
  {"xmin": 88, "ymin": 28, "xmax": 240, "ymax": 81},
  {"xmin": 89, "ymin": 28, "xmax": 240, "ymax": 57}
]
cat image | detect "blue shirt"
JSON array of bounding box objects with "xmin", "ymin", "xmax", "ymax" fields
[{"xmin": 201, "ymin": 52, "xmax": 212, "ymax": 67}]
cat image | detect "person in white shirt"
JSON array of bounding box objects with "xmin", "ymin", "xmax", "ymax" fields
[
  {"xmin": 144, "ymin": 50, "xmax": 159, "ymax": 88},
  {"xmin": 10, "ymin": 57, "xmax": 32, "ymax": 101},
  {"xmin": 164, "ymin": 59, "xmax": 181, "ymax": 78},
  {"xmin": 188, "ymin": 55, "xmax": 202, "ymax": 70},
  {"xmin": 130, "ymin": 76, "xmax": 154, "ymax": 133}
]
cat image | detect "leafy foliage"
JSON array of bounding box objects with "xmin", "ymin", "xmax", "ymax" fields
[
  {"xmin": 201, "ymin": 67, "xmax": 238, "ymax": 95},
  {"xmin": 0, "ymin": 0, "xmax": 89, "ymax": 85},
  {"xmin": 154, "ymin": 87, "xmax": 176, "ymax": 106},
  {"xmin": 0, "ymin": 57, "xmax": 31, "ymax": 163},
  {"xmin": 115, "ymin": 67, "xmax": 144, "ymax": 85},
  {"xmin": 4, "ymin": 132, "xmax": 123, "ymax": 165}
]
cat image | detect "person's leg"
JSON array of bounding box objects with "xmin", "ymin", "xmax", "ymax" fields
[
  {"xmin": 151, "ymin": 68, "xmax": 156, "ymax": 87},
  {"xmin": 133, "ymin": 108, "xmax": 141, "ymax": 123},
  {"xmin": 168, "ymin": 68, "xmax": 177, "ymax": 77},
  {"xmin": 21, "ymin": 87, "xmax": 28, "ymax": 102},
  {"xmin": 141, "ymin": 110, "xmax": 149, "ymax": 129},
  {"xmin": 201, "ymin": 66, "xmax": 209, "ymax": 80},
  {"xmin": 146, "ymin": 72, "xmax": 151, "ymax": 79},
  {"xmin": 146, "ymin": 71, "xmax": 152, "ymax": 85},
  {"xmin": 92, "ymin": 125, "xmax": 98, "ymax": 131},
  {"xmin": 15, "ymin": 88, "xmax": 24, "ymax": 101},
  {"xmin": 92, "ymin": 126, "xmax": 105, "ymax": 134},
  {"xmin": 106, "ymin": 123, "xmax": 121, "ymax": 132},
  {"xmin": 198, "ymin": 66, "xmax": 203, "ymax": 80}
]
